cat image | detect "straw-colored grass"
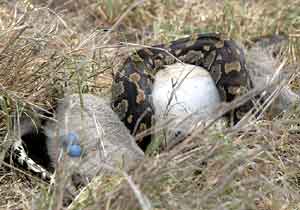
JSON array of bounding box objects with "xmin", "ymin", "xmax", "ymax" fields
[{"xmin": 0, "ymin": 0, "xmax": 300, "ymax": 209}]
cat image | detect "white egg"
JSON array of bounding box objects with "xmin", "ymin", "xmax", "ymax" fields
[
  {"xmin": 152, "ymin": 63, "xmax": 221, "ymax": 118},
  {"xmin": 152, "ymin": 63, "xmax": 222, "ymax": 145}
]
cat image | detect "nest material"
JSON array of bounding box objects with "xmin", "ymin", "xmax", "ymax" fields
[
  {"xmin": 0, "ymin": 6, "xmax": 78, "ymax": 143},
  {"xmin": 0, "ymin": 27, "xmax": 64, "ymax": 134}
]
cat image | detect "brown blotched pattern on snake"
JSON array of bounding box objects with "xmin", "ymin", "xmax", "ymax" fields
[{"xmin": 112, "ymin": 33, "xmax": 254, "ymax": 150}]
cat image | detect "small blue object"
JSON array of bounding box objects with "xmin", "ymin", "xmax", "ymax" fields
[
  {"xmin": 61, "ymin": 132, "xmax": 79, "ymax": 147},
  {"xmin": 67, "ymin": 144, "xmax": 82, "ymax": 157},
  {"xmin": 60, "ymin": 131, "xmax": 82, "ymax": 157},
  {"xmin": 66, "ymin": 132, "xmax": 80, "ymax": 144}
]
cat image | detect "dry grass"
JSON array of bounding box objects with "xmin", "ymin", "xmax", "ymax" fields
[{"xmin": 0, "ymin": 0, "xmax": 300, "ymax": 209}]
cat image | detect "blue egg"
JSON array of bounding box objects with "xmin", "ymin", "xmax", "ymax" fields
[
  {"xmin": 66, "ymin": 132, "xmax": 80, "ymax": 144},
  {"xmin": 67, "ymin": 144, "xmax": 82, "ymax": 157},
  {"xmin": 61, "ymin": 131, "xmax": 80, "ymax": 147}
]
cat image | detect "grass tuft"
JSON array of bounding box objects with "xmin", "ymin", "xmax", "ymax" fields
[{"xmin": 0, "ymin": 0, "xmax": 300, "ymax": 209}]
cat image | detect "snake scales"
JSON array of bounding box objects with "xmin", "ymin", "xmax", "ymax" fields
[
  {"xmin": 8, "ymin": 33, "xmax": 255, "ymax": 182},
  {"xmin": 112, "ymin": 33, "xmax": 254, "ymax": 150}
]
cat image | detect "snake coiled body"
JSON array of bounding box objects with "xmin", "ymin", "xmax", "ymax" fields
[{"xmin": 112, "ymin": 33, "xmax": 254, "ymax": 150}]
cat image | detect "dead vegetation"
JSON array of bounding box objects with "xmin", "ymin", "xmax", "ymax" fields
[{"xmin": 0, "ymin": 0, "xmax": 300, "ymax": 209}]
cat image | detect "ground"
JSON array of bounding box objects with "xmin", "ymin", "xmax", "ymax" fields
[{"xmin": 0, "ymin": 0, "xmax": 300, "ymax": 209}]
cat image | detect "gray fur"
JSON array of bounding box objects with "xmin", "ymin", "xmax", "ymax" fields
[
  {"xmin": 246, "ymin": 42, "xmax": 300, "ymax": 114},
  {"xmin": 44, "ymin": 94, "xmax": 144, "ymax": 179},
  {"xmin": 13, "ymin": 94, "xmax": 144, "ymax": 204}
]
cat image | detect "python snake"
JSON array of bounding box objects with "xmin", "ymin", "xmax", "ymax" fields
[
  {"xmin": 111, "ymin": 33, "xmax": 254, "ymax": 150},
  {"xmin": 8, "ymin": 33, "xmax": 255, "ymax": 181}
]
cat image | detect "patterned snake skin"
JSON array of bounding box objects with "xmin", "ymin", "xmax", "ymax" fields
[
  {"xmin": 112, "ymin": 33, "xmax": 254, "ymax": 150},
  {"xmin": 11, "ymin": 140, "xmax": 53, "ymax": 181},
  {"xmin": 8, "ymin": 33, "xmax": 255, "ymax": 181}
]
